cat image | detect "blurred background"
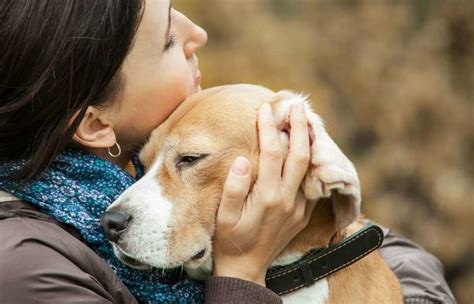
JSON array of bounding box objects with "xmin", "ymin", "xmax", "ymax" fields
[{"xmin": 175, "ymin": 0, "xmax": 473, "ymax": 302}]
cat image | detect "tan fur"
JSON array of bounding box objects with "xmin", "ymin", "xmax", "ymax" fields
[
  {"xmin": 327, "ymin": 220, "xmax": 402, "ymax": 303},
  {"xmin": 139, "ymin": 84, "xmax": 402, "ymax": 302}
]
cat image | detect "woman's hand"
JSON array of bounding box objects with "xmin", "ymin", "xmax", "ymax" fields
[{"xmin": 212, "ymin": 101, "xmax": 316, "ymax": 286}]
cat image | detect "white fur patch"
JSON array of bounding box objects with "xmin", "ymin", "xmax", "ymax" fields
[
  {"xmin": 107, "ymin": 155, "xmax": 174, "ymax": 268},
  {"xmin": 282, "ymin": 279, "xmax": 329, "ymax": 304}
]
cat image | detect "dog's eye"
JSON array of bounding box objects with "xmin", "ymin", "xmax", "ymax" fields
[
  {"xmin": 176, "ymin": 154, "xmax": 208, "ymax": 169},
  {"xmin": 181, "ymin": 155, "xmax": 200, "ymax": 164}
]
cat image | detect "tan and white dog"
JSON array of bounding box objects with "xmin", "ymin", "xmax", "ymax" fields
[{"xmin": 104, "ymin": 84, "xmax": 402, "ymax": 303}]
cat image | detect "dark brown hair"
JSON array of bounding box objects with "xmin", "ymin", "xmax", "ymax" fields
[{"xmin": 0, "ymin": 0, "xmax": 144, "ymax": 180}]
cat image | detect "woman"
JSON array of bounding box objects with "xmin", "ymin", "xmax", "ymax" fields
[{"xmin": 0, "ymin": 1, "xmax": 455, "ymax": 303}]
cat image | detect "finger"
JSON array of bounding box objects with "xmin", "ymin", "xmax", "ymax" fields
[
  {"xmin": 217, "ymin": 156, "xmax": 252, "ymax": 227},
  {"xmin": 282, "ymin": 101, "xmax": 311, "ymax": 195},
  {"xmin": 257, "ymin": 103, "xmax": 283, "ymax": 187}
]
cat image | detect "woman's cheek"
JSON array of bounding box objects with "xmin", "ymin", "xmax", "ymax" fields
[
  {"xmin": 156, "ymin": 71, "xmax": 192, "ymax": 118},
  {"xmin": 116, "ymin": 63, "xmax": 192, "ymax": 142}
]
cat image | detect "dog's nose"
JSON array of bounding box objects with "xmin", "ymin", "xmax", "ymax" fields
[{"xmin": 101, "ymin": 210, "xmax": 131, "ymax": 243}]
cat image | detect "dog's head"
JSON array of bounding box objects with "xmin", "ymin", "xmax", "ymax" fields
[{"xmin": 102, "ymin": 84, "xmax": 360, "ymax": 277}]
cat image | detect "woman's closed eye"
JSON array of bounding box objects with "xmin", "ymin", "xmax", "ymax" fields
[{"xmin": 164, "ymin": 33, "xmax": 177, "ymax": 50}]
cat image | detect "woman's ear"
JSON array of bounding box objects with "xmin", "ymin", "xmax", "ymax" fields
[{"xmin": 72, "ymin": 106, "xmax": 116, "ymax": 148}]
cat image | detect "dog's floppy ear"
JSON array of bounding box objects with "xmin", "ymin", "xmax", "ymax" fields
[{"xmin": 271, "ymin": 90, "xmax": 361, "ymax": 231}]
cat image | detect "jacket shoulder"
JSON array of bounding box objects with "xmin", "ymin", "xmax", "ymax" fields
[
  {"xmin": 378, "ymin": 223, "xmax": 457, "ymax": 304},
  {"xmin": 0, "ymin": 216, "xmax": 137, "ymax": 304}
]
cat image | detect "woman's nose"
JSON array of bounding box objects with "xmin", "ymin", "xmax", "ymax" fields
[
  {"xmin": 184, "ymin": 23, "xmax": 208, "ymax": 59},
  {"xmin": 101, "ymin": 210, "xmax": 131, "ymax": 243}
]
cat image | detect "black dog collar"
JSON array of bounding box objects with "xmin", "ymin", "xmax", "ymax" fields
[{"xmin": 265, "ymin": 224, "xmax": 384, "ymax": 296}]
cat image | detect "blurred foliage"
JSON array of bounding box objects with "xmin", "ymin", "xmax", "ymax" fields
[{"xmin": 175, "ymin": 0, "xmax": 473, "ymax": 302}]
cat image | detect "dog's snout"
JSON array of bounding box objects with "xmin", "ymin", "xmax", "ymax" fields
[{"xmin": 101, "ymin": 210, "xmax": 131, "ymax": 243}]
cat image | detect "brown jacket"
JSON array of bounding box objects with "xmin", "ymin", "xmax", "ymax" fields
[{"xmin": 0, "ymin": 195, "xmax": 455, "ymax": 304}]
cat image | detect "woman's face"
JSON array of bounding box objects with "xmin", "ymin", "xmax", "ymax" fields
[{"xmin": 107, "ymin": 0, "xmax": 207, "ymax": 149}]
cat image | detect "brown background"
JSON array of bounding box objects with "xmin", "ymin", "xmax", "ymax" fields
[{"xmin": 175, "ymin": 1, "xmax": 473, "ymax": 302}]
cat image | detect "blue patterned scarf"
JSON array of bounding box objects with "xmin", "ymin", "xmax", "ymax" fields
[{"xmin": 0, "ymin": 148, "xmax": 203, "ymax": 303}]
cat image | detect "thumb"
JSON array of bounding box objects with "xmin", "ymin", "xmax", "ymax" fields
[{"xmin": 217, "ymin": 156, "xmax": 252, "ymax": 227}]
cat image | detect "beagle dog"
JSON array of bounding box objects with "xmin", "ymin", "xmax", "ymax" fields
[{"xmin": 102, "ymin": 84, "xmax": 402, "ymax": 303}]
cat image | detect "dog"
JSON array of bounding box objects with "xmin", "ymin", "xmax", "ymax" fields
[{"xmin": 102, "ymin": 84, "xmax": 402, "ymax": 303}]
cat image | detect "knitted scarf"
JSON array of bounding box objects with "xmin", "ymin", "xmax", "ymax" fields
[{"xmin": 0, "ymin": 148, "xmax": 203, "ymax": 303}]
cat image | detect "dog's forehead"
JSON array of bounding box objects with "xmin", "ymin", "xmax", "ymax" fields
[
  {"xmin": 157, "ymin": 85, "xmax": 274, "ymax": 141},
  {"xmin": 140, "ymin": 85, "xmax": 275, "ymax": 167},
  {"xmin": 177, "ymin": 84, "xmax": 274, "ymax": 124}
]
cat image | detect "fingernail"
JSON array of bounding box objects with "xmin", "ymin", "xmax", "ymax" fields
[{"xmin": 231, "ymin": 156, "xmax": 249, "ymax": 176}]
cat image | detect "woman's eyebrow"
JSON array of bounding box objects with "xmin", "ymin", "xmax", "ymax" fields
[{"xmin": 164, "ymin": 3, "xmax": 171, "ymax": 40}]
